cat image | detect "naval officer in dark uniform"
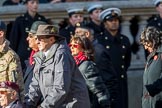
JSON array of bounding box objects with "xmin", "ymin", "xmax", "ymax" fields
[
  {"xmin": 59, "ymin": 7, "xmax": 84, "ymax": 44},
  {"xmin": 147, "ymin": 0, "xmax": 162, "ymax": 29},
  {"xmin": 9, "ymin": 0, "xmax": 47, "ymax": 69},
  {"xmin": 145, "ymin": 0, "xmax": 162, "ymax": 59},
  {"xmin": 86, "ymin": 4, "xmax": 104, "ymax": 39},
  {"xmin": 98, "ymin": 7, "xmax": 132, "ymax": 108}
]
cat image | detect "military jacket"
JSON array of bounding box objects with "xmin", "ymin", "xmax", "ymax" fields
[
  {"xmin": 0, "ymin": 40, "xmax": 24, "ymax": 92},
  {"xmin": 59, "ymin": 24, "xmax": 75, "ymax": 44},
  {"xmin": 147, "ymin": 15, "xmax": 162, "ymax": 30},
  {"xmin": 97, "ymin": 30, "xmax": 131, "ymax": 76},
  {"xmin": 86, "ymin": 21, "xmax": 104, "ymax": 39},
  {"xmin": 9, "ymin": 12, "xmax": 47, "ymax": 69},
  {"xmin": 97, "ymin": 30, "xmax": 131, "ymax": 108}
]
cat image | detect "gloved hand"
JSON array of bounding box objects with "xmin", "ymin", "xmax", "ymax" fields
[{"xmin": 98, "ymin": 95, "xmax": 111, "ymax": 108}]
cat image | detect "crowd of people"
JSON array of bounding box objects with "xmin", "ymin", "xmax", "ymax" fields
[{"xmin": 0, "ymin": 0, "xmax": 162, "ymax": 108}]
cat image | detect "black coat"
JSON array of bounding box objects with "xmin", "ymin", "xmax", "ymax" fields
[
  {"xmin": 92, "ymin": 39, "xmax": 119, "ymax": 108},
  {"xmin": 24, "ymin": 60, "xmax": 34, "ymax": 94},
  {"xmin": 59, "ymin": 25, "xmax": 75, "ymax": 44},
  {"xmin": 9, "ymin": 12, "xmax": 47, "ymax": 69},
  {"xmin": 97, "ymin": 30, "xmax": 131, "ymax": 108},
  {"xmin": 86, "ymin": 21, "xmax": 104, "ymax": 38},
  {"xmin": 78, "ymin": 60, "xmax": 110, "ymax": 108},
  {"xmin": 147, "ymin": 15, "xmax": 162, "ymax": 30}
]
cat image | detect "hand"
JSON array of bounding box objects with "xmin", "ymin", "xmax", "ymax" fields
[
  {"xmin": 98, "ymin": 95, "xmax": 111, "ymax": 108},
  {"xmin": 144, "ymin": 92, "xmax": 150, "ymax": 99}
]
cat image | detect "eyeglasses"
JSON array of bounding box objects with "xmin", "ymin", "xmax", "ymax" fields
[{"xmin": 69, "ymin": 44, "xmax": 79, "ymax": 48}]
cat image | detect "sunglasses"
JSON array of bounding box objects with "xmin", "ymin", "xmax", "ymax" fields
[
  {"xmin": 69, "ymin": 44, "xmax": 79, "ymax": 48},
  {"xmin": 0, "ymin": 91, "xmax": 8, "ymax": 94}
]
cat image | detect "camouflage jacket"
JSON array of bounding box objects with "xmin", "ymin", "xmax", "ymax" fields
[{"xmin": 0, "ymin": 39, "xmax": 24, "ymax": 93}]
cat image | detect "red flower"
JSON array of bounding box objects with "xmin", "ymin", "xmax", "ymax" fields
[{"xmin": 154, "ymin": 55, "xmax": 158, "ymax": 60}]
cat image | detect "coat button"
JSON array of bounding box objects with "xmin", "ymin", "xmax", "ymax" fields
[
  {"xmin": 122, "ymin": 45, "xmax": 125, "ymax": 49},
  {"xmin": 121, "ymin": 65, "xmax": 124, "ymax": 68},
  {"xmin": 120, "ymin": 36, "xmax": 123, "ymax": 39},
  {"xmin": 121, "ymin": 75, "xmax": 124, "ymax": 78},
  {"xmin": 106, "ymin": 45, "xmax": 110, "ymax": 49},
  {"xmin": 122, "ymin": 55, "xmax": 125, "ymax": 59},
  {"xmin": 25, "ymin": 27, "xmax": 29, "ymax": 31},
  {"xmin": 27, "ymin": 47, "xmax": 30, "ymax": 51},
  {"xmin": 105, "ymin": 37, "xmax": 108, "ymax": 40},
  {"xmin": 38, "ymin": 17, "xmax": 41, "ymax": 20},
  {"xmin": 158, "ymin": 23, "xmax": 161, "ymax": 26},
  {"xmin": 154, "ymin": 17, "xmax": 157, "ymax": 20}
]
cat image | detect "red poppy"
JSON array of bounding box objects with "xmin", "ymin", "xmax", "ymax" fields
[{"xmin": 154, "ymin": 55, "xmax": 158, "ymax": 60}]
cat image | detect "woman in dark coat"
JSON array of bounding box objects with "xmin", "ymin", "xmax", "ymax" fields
[
  {"xmin": 140, "ymin": 26, "xmax": 162, "ymax": 108},
  {"xmin": 69, "ymin": 36, "xmax": 110, "ymax": 108}
]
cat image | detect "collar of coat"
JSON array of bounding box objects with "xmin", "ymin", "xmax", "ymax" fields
[
  {"xmin": 0, "ymin": 39, "xmax": 10, "ymax": 53},
  {"xmin": 33, "ymin": 39, "xmax": 67, "ymax": 64},
  {"xmin": 104, "ymin": 30, "xmax": 122, "ymax": 43},
  {"xmin": 23, "ymin": 12, "xmax": 40, "ymax": 20},
  {"xmin": 147, "ymin": 45, "xmax": 162, "ymax": 60}
]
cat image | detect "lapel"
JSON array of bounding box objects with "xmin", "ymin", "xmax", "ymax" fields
[{"xmin": 24, "ymin": 64, "xmax": 34, "ymax": 82}]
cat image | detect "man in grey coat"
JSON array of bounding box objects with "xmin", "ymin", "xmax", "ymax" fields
[{"xmin": 24, "ymin": 24, "xmax": 90, "ymax": 108}]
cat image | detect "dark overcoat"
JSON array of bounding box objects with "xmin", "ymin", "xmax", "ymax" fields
[
  {"xmin": 59, "ymin": 25, "xmax": 75, "ymax": 44},
  {"xmin": 86, "ymin": 21, "xmax": 104, "ymax": 38},
  {"xmin": 23, "ymin": 60, "xmax": 34, "ymax": 94},
  {"xmin": 78, "ymin": 60, "xmax": 110, "ymax": 108},
  {"xmin": 97, "ymin": 30, "xmax": 131, "ymax": 108},
  {"xmin": 92, "ymin": 39, "xmax": 119, "ymax": 108}
]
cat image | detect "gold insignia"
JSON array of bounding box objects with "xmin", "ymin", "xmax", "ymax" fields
[
  {"xmin": 51, "ymin": 27, "xmax": 55, "ymax": 33},
  {"xmin": 76, "ymin": 23, "xmax": 80, "ymax": 27},
  {"xmin": 51, "ymin": 27, "xmax": 57, "ymax": 34},
  {"xmin": 111, "ymin": 10, "xmax": 115, "ymax": 16}
]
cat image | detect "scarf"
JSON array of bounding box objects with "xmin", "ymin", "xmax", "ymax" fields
[
  {"xmin": 74, "ymin": 51, "xmax": 88, "ymax": 66},
  {"xmin": 29, "ymin": 50, "xmax": 38, "ymax": 65}
]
